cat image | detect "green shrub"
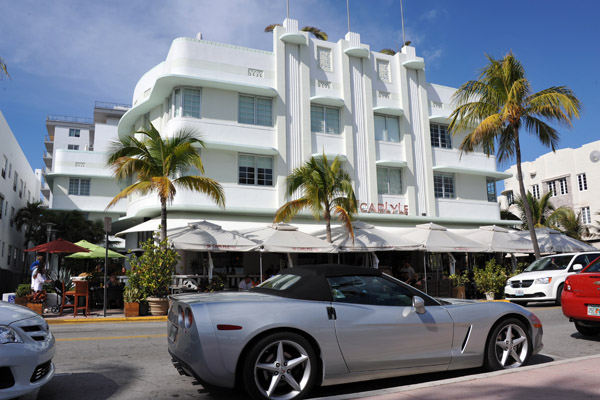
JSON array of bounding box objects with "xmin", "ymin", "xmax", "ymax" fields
[
  {"xmin": 473, "ymin": 259, "xmax": 508, "ymax": 294},
  {"xmin": 16, "ymin": 283, "xmax": 31, "ymax": 298}
]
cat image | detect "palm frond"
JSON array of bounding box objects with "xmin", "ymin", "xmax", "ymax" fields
[
  {"xmin": 333, "ymin": 206, "xmax": 354, "ymax": 241},
  {"xmin": 274, "ymin": 198, "xmax": 312, "ymax": 223},
  {"xmin": 265, "ymin": 24, "xmax": 282, "ymax": 33},
  {"xmin": 301, "ymin": 26, "xmax": 328, "ymax": 40},
  {"xmin": 380, "ymin": 48, "xmax": 396, "ymax": 56},
  {"xmin": 173, "ymin": 176, "xmax": 226, "ymax": 208}
]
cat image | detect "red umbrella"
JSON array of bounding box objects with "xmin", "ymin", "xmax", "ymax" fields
[{"xmin": 24, "ymin": 238, "xmax": 91, "ymax": 253}]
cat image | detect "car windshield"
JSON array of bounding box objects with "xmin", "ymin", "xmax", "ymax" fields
[
  {"xmin": 585, "ymin": 257, "xmax": 600, "ymax": 273},
  {"xmin": 256, "ymin": 274, "xmax": 301, "ymax": 290},
  {"xmin": 524, "ymin": 255, "xmax": 572, "ymax": 272}
]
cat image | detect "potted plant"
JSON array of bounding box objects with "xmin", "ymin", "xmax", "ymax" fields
[
  {"xmin": 26, "ymin": 291, "xmax": 47, "ymax": 315},
  {"xmin": 449, "ymin": 271, "xmax": 470, "ymax": 299},
  {"xmin": 123, "ymin": 286, "xmax": 141, "ymax": 317},
  {"xmin": 473, "ymin": 259, "xmax": 508, "ymax": 300},
  {"xmin": 15, "ymin": 284, "xmax": 31, "ymax": 306},
  {"xmin": 128, "ymin": 234, "xmax": 180, "ymax": 316}
]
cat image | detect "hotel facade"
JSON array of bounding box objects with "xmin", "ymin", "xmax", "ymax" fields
[{"xmin": 116, "ymin": 20, "xmax": 511, "ymax": 247}]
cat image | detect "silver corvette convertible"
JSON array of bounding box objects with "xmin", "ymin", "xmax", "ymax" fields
[{"xmin": 168, "ymin": 265, "xmax": 543, "ymax": 400}]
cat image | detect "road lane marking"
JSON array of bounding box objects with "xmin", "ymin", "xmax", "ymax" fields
[{"xmin": 56, "ymin": 334, "xmax": 167, "ymax": 342}]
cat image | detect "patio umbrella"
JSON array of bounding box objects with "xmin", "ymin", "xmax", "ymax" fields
[
  {"xmin": 514, "ymin": 228, "xmax": 596, "ymax": 253},
  {"xmin": 24, "ymin": 238, "xmax": 91, "ymax": 254},
  {"xmin": 325, "ymin": 221, "xmax": 420, "ymax": 252},
  {"xmin": 462, "ymin": 225, "xmax": 534, "ymax": 253},
  {"xmin": 65, "ymin": 240, "xmax": 125, "ymax": 259}
]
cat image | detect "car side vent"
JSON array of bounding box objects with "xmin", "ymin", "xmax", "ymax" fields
[
  {"xmin": 30, "ymin": 360, "xmax": 52, "ymax": 383},
  {"xmin": 461, "ymin": 325, "xmax": 473, "ymax": 353}
]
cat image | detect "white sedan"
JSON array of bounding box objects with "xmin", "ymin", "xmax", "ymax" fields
[{"xmin": 0, "ymin": 301, "xmax": 56, "ymax": 400}]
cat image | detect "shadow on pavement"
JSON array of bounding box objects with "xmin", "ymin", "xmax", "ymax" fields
[{"xmin": 38, "ymin": 372, "xmax": 119, "ymax": 400}]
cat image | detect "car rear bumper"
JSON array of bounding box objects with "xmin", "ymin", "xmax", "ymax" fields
[{"xmin": 562, "ymin": 292, "xmax": 600, "ymax": 323}]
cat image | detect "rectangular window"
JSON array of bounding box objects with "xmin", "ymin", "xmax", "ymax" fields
[
  {"xmin": 531, "ymin": 184, "xmax": 540, "ymax": 200},
  {"xmin": 13, "ymin": 172, "xmax": 18, "ymax": 191},
  {"xmin": 317, "ymin": 47, "xmax": 332, "ymax": 71},
  {"xmin": 68, "ymin": 178, "xmax": 91, "ymax": 196},
  {"xmin": 10, "ymin": 207, "xmax": 14, "ymax": 227},
  {"xmin": 238, "ymin": 95, "xmax": 272, "ymax": 126},
  {"xmin": 1, "ymin": 155, "xmax": 7, "ymax": 179},
  {"xmin": 69, "ymin": 128, "xmax": 81, "ymax": 137},
  {"xmin": 577, "ymin": 173, "xmax": 588, "ymax": 191},
  {"xmin": 8, "ymin": 163, "xmax": 11, "ymax": 179},
  {"xmin": 182, "ymin": 88, "xmax": 201, "ymax": 118},
  {"xmin": 506, "ymin": 191, "xmax": 514, "ymax": 205},
  {"xmin": 559, "ymin": 177, "xmax": 568, "ymax": 195},
  {"xmin": 430, "ymin": 123, "xmax": 452, "ymax": 149},
  {"xmin": 18, "ymin": 179, "xmax": 23, "ymax": 198},
  {"xmin": 0, "ymin": 194, "xmax": 3, "ymax": 219},
  {"xmin": 68, "ymin": 144, "xmax": 80, "ymax": 150},
  {"xmin": 374, "ymin": 115, "xmax": 400, "ymax": 142},
  {"xmin": 581, "ymin": 207, "xmax": 591, "ymax": 225},
  {"xmin": 7, "ymin": 245, "xmax": 10, "ymax": 265},
  {"xmin": 238, "ymin": 154, "xmax": 273, "ymax": 186},
  {"xmin": 547, "ymin": 181, "xmax": 557, "ymax": 197},
  {"xmin": 434, "ymin": 173, "xmax": 455, "ymax": 198},
  {"xmin": 486, "ymin": 178, "xmax": 497, "ymax": 202},
  {"xmin": 311, "ymin": 105, "xmax": 340, "ymax": 134},
  {"xmin": 376, "ymin": 59, "xmax": 390, "ymax": 82},
  {"xmin": 377, "ymin": 167, "xmax": 402, "ymax": 195}
]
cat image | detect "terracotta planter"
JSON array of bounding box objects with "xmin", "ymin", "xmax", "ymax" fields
[
  {"xmin": 147, "ymin": 297, "xmax": 169, "ymax": 316},
  {"xmin": 15, "ymin": 297, "xmax": 28, "ymax": 306},
  {"xmin": 27, "ymin": 303, "xmax": 43, "ymax": 315},
  {"xmin": 124, "ymin": 302, "xmax": 140, "ymax": 317}
]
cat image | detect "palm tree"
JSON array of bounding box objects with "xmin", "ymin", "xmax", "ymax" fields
[
  {"xmin": 0, "ymin": 56, "xmax": 9, "ymax": 80},
  {"xmin": 513, "ymin": 192, "xmax": 561, "ymax": 229},
  {"xmin": 106, "ymin": 124, "xmax": 225, "ymax": 242},
  {"xmin": 14, "ymin": 201, "xmax": 45, "ymax": 246},
  {"xmin": 449, "ymin": 51, "xmax": 581, "ymax": 259},
  {"xmin": 274, "ymin": 153, "xmax": 356, "ymax": 243},
  {"xmin": 264, "ymin": 24, "xmax": 328, "ymax": 40},
  {"xmin": 547, "ymin": 208, "xmax": 589, "ymax": 241}
]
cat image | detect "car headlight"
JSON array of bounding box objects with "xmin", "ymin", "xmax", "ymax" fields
[
  {"xmin": 0, "ymin": 325, "xmax": 23, "ymax": 344},
  {"xmin": 534, "ymin": 277, "xmax": 552, "ymax": 285},
  {"xmin": 505, "ymin": 280, "xmax": 511, "ymax": 287}
]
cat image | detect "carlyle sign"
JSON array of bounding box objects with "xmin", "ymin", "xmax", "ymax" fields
[{"xmin": 358, "ymin": 202, "xmax": 409, "ymax": 215}]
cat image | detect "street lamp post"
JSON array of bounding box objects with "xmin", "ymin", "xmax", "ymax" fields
[{"xmin": 45, "ymin": 222, "xmax": 56, "ymax": 274}]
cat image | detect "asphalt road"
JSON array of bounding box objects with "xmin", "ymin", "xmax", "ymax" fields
[{"xmin": 37, "ymin": 303, "xmax": 600, "ymax": 400}]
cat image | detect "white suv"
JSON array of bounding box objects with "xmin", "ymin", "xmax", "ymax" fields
[{"xmin": 505, "ymin": 252, "xmax": 600, "ymax": 306}]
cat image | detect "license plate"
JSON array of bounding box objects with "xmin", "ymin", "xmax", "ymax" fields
[
  {"xmin": 587, "ymin": 305, "xmax": 600, "ymax": 317},
  {"xmin": 515, "ymin": 289, "xmax": 524, "ymax": 296},
  {"xmin": 168, "ymin": 325, "xmax": 178, "ymax": 342}
]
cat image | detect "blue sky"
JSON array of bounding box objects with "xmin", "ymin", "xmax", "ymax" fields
[{"xmin": 1, "ymin": 0, "xmax": 598, "ymax": 179}]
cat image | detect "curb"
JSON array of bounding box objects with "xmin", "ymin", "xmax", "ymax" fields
[{"xmin": 45, "ymin": 316, "xmax": 168, "ymax": 325}]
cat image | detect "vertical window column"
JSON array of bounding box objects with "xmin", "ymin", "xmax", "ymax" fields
[
  {"xmin": 486, "ymin": 178, "xmax": 497, "ymax": 202},
  {"xmin": 577, "ymin": 173, "xmax": 588, "ymax": 191},
  {"xmin": 581, "ymin": 207, "xmax": 591, "ymax": 225},
  {"xmin": 434, "ymin": 173, "xmax": 455, "ymax": 198}
]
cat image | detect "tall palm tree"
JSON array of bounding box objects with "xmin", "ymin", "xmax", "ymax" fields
[
  {"xmin": 0, "ymin": 56, "xmax": 9, "ymax": 80},
  {"xmin": 14, "ymin": 201, "xmax": 45, "ymax": 246},
  {"xmin": 106, "ymin": 124, "xmax": 225, "ymax": 242},
  {"xmin": 548, "ymin": 208, "xmax": 589, "ymax": 241},
  {"xmin": 264, "ymin": 24, "xmax": 328, "ymax": 40},
  {"xmin": 449, "ymin": 51, "xmax": 581, "ymax": 259},
  {"xmin": 513, "ymin": 192, "xmax": 561, "ymax": 229},
  {"xmin": 274, "ymin": 153, "xmax": 356, "ymax": 243}
]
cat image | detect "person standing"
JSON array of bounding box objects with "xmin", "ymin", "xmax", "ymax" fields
[
  {"xmin": 29, "ymin": 255, "xmax": 44, "ymax": 271},
  {"xmin": 31, "ymin": 264, "xmax": 51, "ymax": 292}
]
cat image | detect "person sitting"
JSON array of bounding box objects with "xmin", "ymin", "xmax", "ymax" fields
[{"xmin": 238, "ymin": 275, "xmax": 253, "ymax": 290}]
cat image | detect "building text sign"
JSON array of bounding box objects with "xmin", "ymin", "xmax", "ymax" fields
[{"xmin": 359, "ymin": 202, "xmax": 409, "ymax": 215}]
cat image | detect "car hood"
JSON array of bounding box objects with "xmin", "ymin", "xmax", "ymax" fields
[
  {"xmin": 509, "ymin": 270, "xmax": 569, "ymax": 281},
  {"xmin": 0, "ymin": 301, "xmax": 44, "ymax": 325}
]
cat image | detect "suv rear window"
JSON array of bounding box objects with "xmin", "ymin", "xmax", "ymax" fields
[{"xmin": 524, "ymin": 255, "xmax": 573, "ymax": 271}]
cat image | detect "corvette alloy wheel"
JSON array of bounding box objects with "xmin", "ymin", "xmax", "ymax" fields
[{"xmin": 486, "ymin": 318, "xmax": 531, "ymax": 370}]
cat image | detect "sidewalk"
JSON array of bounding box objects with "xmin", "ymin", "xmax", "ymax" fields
[
  {"xmin": 314, "ymin": 354, "xmax": 600, "ymax": 400},
  {"xmin": 43, "ymin": 308, "xmax": 167, "ymax": 324}
]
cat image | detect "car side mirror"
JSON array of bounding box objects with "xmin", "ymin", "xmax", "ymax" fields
[
  {"xmin": 572, "ymin": 264, "xmax": 583, "ymax": 271},
  {"xmin": 413, "ymin": 296, "xmax": 425, "ymax": 314}
]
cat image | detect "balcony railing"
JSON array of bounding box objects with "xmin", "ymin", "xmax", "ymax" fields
[
  {"xmin": 95, "ymin": 101, "xmax": 131, "ymax": 110},
  {"xmin": 47, "ymin": 115, "xmax": 93, "ymax": 124}
]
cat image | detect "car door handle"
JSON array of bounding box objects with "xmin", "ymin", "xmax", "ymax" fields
[{"xmin": 327, "ymin": 306, "xmax": 337, "ymax": 320}]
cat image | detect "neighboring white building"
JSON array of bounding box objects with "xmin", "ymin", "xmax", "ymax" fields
[
  {"xmin": 500, "ymin": 140, "xmax": 600, "ymax": 244},
  {"xmin": 0, "ymin": 110, "xmax": 42, "ymax": 293},
  {"xmin": 116, "ymin": 20, "xmax": 512, "ymax": 248},
  {"xmin": 43, "ymin": 102, "xmax": 130, "ymax": 222}
]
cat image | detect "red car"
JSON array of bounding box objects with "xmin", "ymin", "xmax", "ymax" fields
[{"xmin": 562, "ymin": 255, "xmax": 600, "ymax": 336}]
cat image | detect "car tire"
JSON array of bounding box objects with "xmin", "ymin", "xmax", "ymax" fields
[
  {"xmin": 554, "ymin": 284, "xmax": 564, "ymax": 306},
  {"xmin": 574, "ymin": 320, "xmax": 600, "ymax": 336},
  {"xmin": 242, "ymin": 332, "xmax": 317, "ymax": 400},
  {"xmin": 484, "ymin": 318, "xmax": 531, "ymax": 371}
]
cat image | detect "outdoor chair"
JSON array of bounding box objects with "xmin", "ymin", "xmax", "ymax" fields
[
  {"xmin": 59, "ymin": 281, "xmax": 76, "ymax": 316},
  {"xmin": 73, "ymin": 280, "xmax": 90, "ymax": 317}
]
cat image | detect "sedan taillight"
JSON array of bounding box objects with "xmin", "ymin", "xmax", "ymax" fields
[
  {"xmin": 564, "ymin": 278, "xmax": 572, "ymax": 292},
  {"xmin": 184, "ymin": 308, "xmax": 194, "ymax": 329}
]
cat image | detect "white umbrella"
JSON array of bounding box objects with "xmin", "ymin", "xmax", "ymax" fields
[
  {"xmin": 463, "ymin": 225, "xmax": 534, "ymax": 253},
  {"xmin": 401, "ymin": 223, "xmax": 488, "ymax": 252},
  {"xmin": 325, "ymin": 221, "xmax": 420, "ymax": 252},
  {"xmin": 514, "ymin": 228, "xmax": 596, "ymax": 253},
  {"xmin": 237, "ymin": 223, "xmax": 337, "ymax": 254}
]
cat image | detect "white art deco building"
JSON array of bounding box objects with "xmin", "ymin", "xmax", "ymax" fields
[{"xmin": 117, "ymin": 19, "xmax": 512, "ymax": 246}]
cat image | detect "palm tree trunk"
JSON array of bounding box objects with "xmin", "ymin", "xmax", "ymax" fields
[
  {"xmin": 160, "ymin": 198, "xmax": 168, "ymax": 245},
  {"xmin": 324, "ymin": 206, "xmax": 332, "ymax": 243},
  {"xmin": 515, "ymin": 133, "xmax": 541, "ymax": 259}
]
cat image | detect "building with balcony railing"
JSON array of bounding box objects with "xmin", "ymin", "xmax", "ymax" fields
[
  {"xmin": 43, "ymin": 102, "xmax": 131, "ymax": 222},
  {"xmin": 117, "ymin": 20, "xmax": 512, "ymax": 246}
]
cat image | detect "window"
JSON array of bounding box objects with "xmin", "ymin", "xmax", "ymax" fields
[
  {"xmin": 377, "ymin": 167, "xmax": 402, "ymax": 195},
  {"xmin": 311, "ymin": 105, "xmax": 340, "ymax": 134},
  {"xmin": 328, "ymin": 275, "xmax": 414, "ymax": 307},
  {"xmin": 577, "ymin": 173, "xmax": 588, "ymax": 191},
  {"xmin": 13, "ymin": 172, "xmax": 17, "ymax": 191},
  {"xmin": 238, "ymin": 95, "xmax": 272, "ymax": 126},
  {"xmin": 376, "ymin": 59, "xmax": 390, "ymax": 82},
  {"xmin": 7, "ymin": 245, "xmax": 10, "ymax": 265},
  {"xmin": 238, "ymin": 154, "xmax": 273, "ymax": 186},
  {"xmin": 434, "ymin": 173, "xmax": 455, "ymax": 198},
  {"xmin": 547, "ymin": 181, "xmax": 557, "ymax": 197},
  {"xmin": 582, "ymin": 207, "xmax": 591, "ymax": 225},
  {"xmin": 430, "ymin": 123, "xmax": 452, "ymax": 149},
  {"xmin": 317, "ymin": 47, "xmax": 332, "ymax": 71},
  {"xmin": 8, "ymin": 163, "xmax": 11, "ymax": 178},
  {"xmin": 374, "ymin": 115, "xmax": 400, "ymax": 142},
  {"xmin": 69, "ymin": 128, "xmax": 80, "ymax": 137},
  {"xmin": 558, "ymin": 177, "xmax": 568, "ymax": 195},
  {"xmin": 68, "ymin": 178, "xmax": 91, "ymax": 196},
  {"xmin": 67, "ymin": 144, "xmax": 80, "ymax": 150},
  {"xmin": 168, "ymin": 87, "xmax": 202, "ymax": 119},
  {"xmin": 486, "ymin": 178, "xmax": 497, "ymax": 202},
  {"xmin": 1, "ymin": 156, "xmax": 6, "ymax": 179},
  {"xmin": 10, "ymin": 207, "xmax": 14, "ymax": 227},
  {"xmin": 0, "ymin": 194, "xmax": 3, "ymax": 219},
  {"xmin": 18, "ymin": 179, "xmax": 23, "ymax": 198},
  {"xmin": 531, "ymin": 184, "xmax": 540, "ymax": 200},
  {"xmin": 506, "ymin": 191, "xmax": 514, "ymax": 205}
]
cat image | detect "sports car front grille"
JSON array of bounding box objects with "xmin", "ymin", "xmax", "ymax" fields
[
  {"xmin": 0, "ymin": 367, "xmax": 15, "ymax": 389},
  {"xmin": 510, "ymin": 280, "xmax": 534, "ymax": 288},
  {"xmin": 30, "ymin": 360, "xmax": 52, "ymax": 383},
  {"xmin": 21, "ymin": 324, "xmax": 50, "ymax": 342}
]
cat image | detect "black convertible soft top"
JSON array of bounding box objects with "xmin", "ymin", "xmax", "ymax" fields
[{"xmin": 252, "ymin": 264, "xmax": 382, "ymax": 302}]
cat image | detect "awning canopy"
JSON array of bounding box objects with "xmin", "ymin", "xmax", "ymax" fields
[
  {"xmin": 237, "ymin": 223, "xmax": 337, "ymax": 253},
  {"xmin": 461, "ymin": 225, "xmax": 534, "ymax": 253},
  {"xmin": 167, "ymin": 221, "xmax": 259, "ymax": 252},
  {"xmin": 399, "ymin": 223, "xmax": 488, "ymax": 252},
  {"xmin": 514, "ymin": 228, "xmax": 596, "ymax": 253},
  {"xmin": 320, "ymin": 221, "xmax": 420, "ymax": 252}
]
